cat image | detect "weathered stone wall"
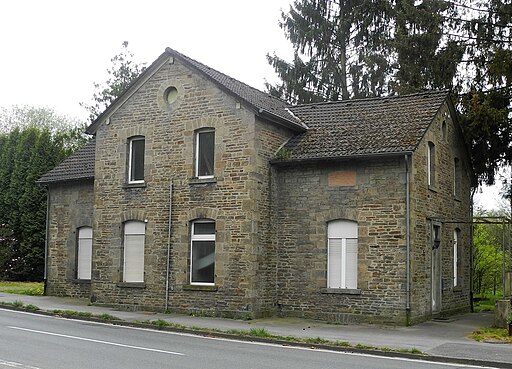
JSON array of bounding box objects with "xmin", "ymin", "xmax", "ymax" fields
[
  {"xmin": 409, "ymin": 103, "xmax": 472, "ymax": 323},
  {"xmin": 272, "ymin": 158, "xmax": 409, "ymax": 324},
  {"xmin": 45, "ymin": 181, "xmax": 93, "ymax": 298},
  {"xmin": 91, "ymin": 58, "xmax": 294, "ymax": 316}
]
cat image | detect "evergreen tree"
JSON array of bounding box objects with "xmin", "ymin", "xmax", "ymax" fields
[{"xmin": 0, "ymin": 108, "xmax": 85, "ymax": 281}]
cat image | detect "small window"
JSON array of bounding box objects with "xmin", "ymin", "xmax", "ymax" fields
[
  {"xmin": 427, "ymin": 142, "xmax": 435, "ymax": 187},
  {"xmin": 195, "ymin": 130, "xmax": 215, "ymax": 178},
  {"xmin": 128, "ymin": 137, "xmax": 145, "ymax": 183},
  {"xmin": 190, "ymin": 220, "xmax": 215, "ymax": 285},
  {"xmin": 453, "ymin": 229, "xmax": 461, "ymax": 287},
  {"xmin": 454, "ymin": 158, "xmax": 461, "ymax": 198},
  {"xmin": 123, "ymin": 221, "xmax": 145, "ymax": 283},
  {"xmin": 442, "ymin": 121, "xmax": 447, "ymax": 140},
  {"xmin": 77, "ymin": 227, "xmax": 92, "ymax": 280},
  {"xmin": 327, "ymin": 220, "xmax": 358, "ymax": 289}
]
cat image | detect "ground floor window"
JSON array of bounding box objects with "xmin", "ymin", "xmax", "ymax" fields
[
  {"xmin": 327, "ymin": 220, "xmax": 358, "ymax": 289},
  {"xmin": 77, "ymin": 227, "xmax": 92, "ymax": 280},
  {"xmin": 123, "ymin": 221, "xmax": 145, "ymax": 283},
  {"xmin": 190, "ymin": 220, "xmax": 215, "ymax": 285}
]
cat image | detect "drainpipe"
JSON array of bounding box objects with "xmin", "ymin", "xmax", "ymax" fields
[
  {"xmin": 470, "ymin": 188, "xmax": 476, "ymax": 312},
  {"xmin": 405, "ymin": 155, "xmax": 411, "ymax": 322},
  {"xmin": 165, "ymin": 181, "xmax": 173, "ymax": 312},
  {"xmin": 44, "ymin": 185, "xmax": 50, "ymax": 295}
]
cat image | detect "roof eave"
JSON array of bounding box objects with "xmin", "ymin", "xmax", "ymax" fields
[
  {"xmin": 271, "ymin": 150, "xmax": 414, "ymax": 165},
  {"xmin": 85, "ymin": 51, "xmax": 172, "ymax": 135},
  {"xmin": 256, "ymin": 109, "xmax": 307, "ymax": 133}
]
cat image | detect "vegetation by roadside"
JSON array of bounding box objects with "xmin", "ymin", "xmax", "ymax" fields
[
  {"xmin": 0, "ymin": 281, "xmax": 44, "ymax": 295},
  {"xmin": 137, "ymin": 319, "xmax": 423, "ymax": 355},
  {"xmin": 470, "ymin": 327, "xmax": 512, "ymax": 344},
  {"xmin": 473, "ymin": 293, "xmax": 499, "ymax": 313}
]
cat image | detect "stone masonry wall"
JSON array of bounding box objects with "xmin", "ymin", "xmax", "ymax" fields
[
  {"xmin": 91, "ymin": 58, "xmax": 294, "ymax": 316},
  {"xmin": 409, "ymin": 103, "xmax": 472, "ymax": 323},
  {"xmin": 45, "ymin": 181, "xmax": 93, "ymax": 298},
  {"xmin": 273, "ymin": 158, "xmax": 409, "ymax": 324}
]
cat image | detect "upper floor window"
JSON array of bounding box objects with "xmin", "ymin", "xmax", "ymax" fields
[
  {"xmin": 454, "ymin": 158, "xmax": 461, "ymax": 198},
  {"xmin": 327, "ymin": 220, "xmax": 358, "ymax": 289},
  {"xmin": 77, "ymin": 227, "xmax": 92, "ymax": 280},
  {"xmin": 190, "ymin": 220, "xmax": 215, "ymax": 285},
  {"xmin": 427, "ymin": 142, "xmax": 435, "ymax": 187},
  {"xmin": 195, "ymin": 129, "xmax": 215, "ymax": 178},
  {"xmin": 128, "ymin": 136, "xmax": 145, "ymax": 183},
  {"xmin": 123, "ymin": 221, "xmax": 145, "ymax": 283}
]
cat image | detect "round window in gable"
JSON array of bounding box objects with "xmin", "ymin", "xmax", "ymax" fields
[{"xmin": 164, "ymin": 86, "xmax": 178, "ymax": 105}]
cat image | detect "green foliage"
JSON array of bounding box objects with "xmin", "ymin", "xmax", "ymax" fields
[
  {"xmin": 473, "ymin": 211, "xmax": 509, "ymax": 296},
  {"xmin": 81, "ymin": 41, "xmax": 146, "ymax": 122},
  {"xmin": 0, "ymin": 108, "xmax": 86, "ymax": 281},
  {"xmin": 268, "ymin": 0, "xmax": 512, "ymax": 190}
]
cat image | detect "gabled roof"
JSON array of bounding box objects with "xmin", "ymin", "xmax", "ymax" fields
[
  {"xmin": 279, "ymin": 91, "xmax": 450, "ymax": 162},
  {"xmin": 86, "ymin": 48, "xmax": 306, "ymax": 135},
  {"xmin": 37, "ymin": 139, "xmax": 95, "ymax": 184}
]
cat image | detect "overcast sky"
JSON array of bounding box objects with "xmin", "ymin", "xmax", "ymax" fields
[
  {"xmin": 0, "ymin": 0, "xmax": 294, "ymax": 120},
  {"xmin": 0, "ymin": 0, "xmax": 502, "ymax": 210}
]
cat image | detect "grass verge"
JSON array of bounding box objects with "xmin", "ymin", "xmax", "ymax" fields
[
  {"xmin": 0, "ymin": 281, "xmax": 44, "ymax": 296},
  {"xmin": 137, "ymin": 319, "xmax": 424, "ymax": 355},
  {"xmin": 469, "ymin": 327, "xmax": 512, "ymax": 344}
]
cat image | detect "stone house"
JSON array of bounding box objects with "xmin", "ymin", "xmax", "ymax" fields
[{"xmin": 38, "ymin": 48, "xmax": 474, "ymax": 325}]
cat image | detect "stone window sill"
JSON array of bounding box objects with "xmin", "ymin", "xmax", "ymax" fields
[
  {"xmin": 123, "ymin": 182, "xmax": 146, "ymax": 189},
  {"xmin": 453, "ymin": 286, "xmax": 463, "ymax": 292},
  {"xmin": 428, "ymin": 185, "xmax": 438, "ymax": 193},
  {"xmin": 116, "ymin": 282, "xmax": 146, "ymax": 289},
  {"xmin": 71, "ymin": 279, "xmax": 91, "ymax": 284},
  {"xmin": 189, "ymin": 177, "xmax": 217, "ymax": 186},
  {"xmin": 183, "ymin": 284, "xmax": 218, "ymax": 292},
  {"xmin": 321, "ymin": 288, "xmax": 361, "ymax": 295}
]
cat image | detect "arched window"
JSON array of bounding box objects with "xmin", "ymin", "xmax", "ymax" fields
[
  {"xmin": 77, "ymin": 227, "xmax": 92, "ymax": 280},
  {"xmin": 123, "ymin": 221, "xmax": 145, "ymax": 282},
  {"xmin": 327, "ymin": 220, "xmax": 358, "ymax": 289},
  {"xmin": 427, "ymin": 141, "xmax": 435, "ymax": 187}
]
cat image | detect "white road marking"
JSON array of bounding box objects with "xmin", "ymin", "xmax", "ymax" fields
[
  {"xmin": 8, "ymin": 326, "xmax": 184, "ymax": 356},
  {"xmin": 0, "ymin": 359, "xmax": 41, "ymax": 369}
]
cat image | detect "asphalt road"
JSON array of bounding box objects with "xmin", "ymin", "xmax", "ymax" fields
[{"xmin": 0, "ymin": 308, "xmax": 500, "ymax": 369}]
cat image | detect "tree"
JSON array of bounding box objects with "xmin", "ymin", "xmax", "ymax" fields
[
  {"xmin": 267, "ymin": 0, "xmax": 512, "ymax": 190},
  {"xmin": 0, "ymin": 108, "xmax": 85, "ymax": 281},
  {"xmin": 81, "ymin": 41, "xmax": 146, "ymax": 122},
  {"xmin": 266, "ymin": 0, "xmax": 462, "ymax": 104}
]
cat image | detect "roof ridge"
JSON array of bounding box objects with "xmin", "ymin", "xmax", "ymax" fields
[
  {"xmin": 294, "ymin": 90, "xmax": 450, "ymax": 108},
  {"xmin": 165, "ymin": 48, "xmax": 291, "ymax": 107}
]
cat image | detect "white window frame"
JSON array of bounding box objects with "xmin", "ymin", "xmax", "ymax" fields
[
  {"xmin": 128, "ymin": 136, "xmax": 145, "ymax": 184},
  {"xmin": 195, "ymin": 129, "xmax": 215, "ymax": 179},
  {"xmin": 123, "ymin": 221, "xmax": 145, "ymax": 283},
  {"xmin": 453, "ymin": 229, "xmax": 459, "ymax": 287},
  {"xmin": 77, "ymin": 227, "xmax": 92, "ymax": 280},
  {"xmin": 190, "ymin": 220, "xmax": 215, "ymax": 285},
  {"xmin": 327, "ymin": 220, "xmax": 358, "ymax": 289}
]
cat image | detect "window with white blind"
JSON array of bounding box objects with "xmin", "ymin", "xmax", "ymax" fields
[
  {"xmin": 327, "ymin": 220, "xmax": 358, "ymax": 289},
  {"xmin": 77, "ymin": 227, "xmax": 92, "ymax": 280},
  {"xmin": 453, "ymin": 229, "xmax": 460, "ymax": 287},
  {"xmin": 190, "ymin": 220, "xmax": 215, "ymax": 285},
  {"xmin": 195, "ymin": 129, "xmax": 215, "ymax": 178},
  {"xmin": 123, "ymin": 221, "xmax": 145, "ymax": 283}
]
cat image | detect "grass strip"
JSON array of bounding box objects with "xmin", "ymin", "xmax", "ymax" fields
[{"xmin": 136, "ymin": 319, "xmax": 424, "ymax": 355}]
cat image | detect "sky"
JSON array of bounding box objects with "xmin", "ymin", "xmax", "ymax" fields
[{"xmin": 0, "ymin": 0, "xmax": 503, "ymax": 211}]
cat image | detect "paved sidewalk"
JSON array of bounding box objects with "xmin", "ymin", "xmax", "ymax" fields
[{"xmin": 1, "ymin": 292, "xmax": 511, "ymax": 367}]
